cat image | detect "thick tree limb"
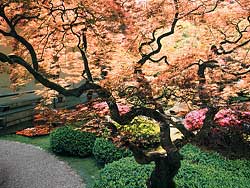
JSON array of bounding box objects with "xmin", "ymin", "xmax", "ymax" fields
[
  {"xmin": 0, "ymin": 52, "xmax": 104, "ymax": 97},
  {"xmin": 0, "ymin": 5, "xmax": 39, "ymax": 70}
]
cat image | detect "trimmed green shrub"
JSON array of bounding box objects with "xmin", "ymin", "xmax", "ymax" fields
[
  {"xmin": 50, "ymin": 126, "xmax": 96, "ymax": 157},
  {"xmin": 175, "ymin": 144, "xmax": 250, "ymax": 188},
  {"xmin": 93, "ymin": 157, "xmax": 154, "ymax": 188},
  {"xmin": 175, "ymin": 161, "xmax": 250, "ymax": 188},
  {"xmin": 93, "ymin": 144, "xmax": 250, "ymax": 188},
  {"xmin": 93, "ymin": 137, "xmax": 132, "ymax": 165}
]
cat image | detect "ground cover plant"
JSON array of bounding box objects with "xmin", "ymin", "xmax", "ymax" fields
[
  {"xmin": 0, "ymin": 0, "xmax": 250, "ymax": 187},
  {"xmin": 175, "ymin": 144, "xmax": 250, "ymax": 188},
  {"xmin": 94, "ymin": 144, "xmax": 250, "ymax": 188}
]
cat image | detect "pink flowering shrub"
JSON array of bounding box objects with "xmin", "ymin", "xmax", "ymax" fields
[
  {"xmin": 184, "ymin": 108, "xmax": 250, "ymax": 131},
  {"xmin": 183, "ymin": 108, "xmax": 208, "ymax": 131},
  {"xmin": 214, "ymin": 109, "xmax": 241, "ymax": 127},
  {"xmin": 117, "ymin": 105, "xmax": 130, "ymax": 115}
]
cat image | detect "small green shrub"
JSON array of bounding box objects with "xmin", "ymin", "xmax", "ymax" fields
[
  {"xmin": 93, "ymin": 137, "xmax": 132, "ymax": 165},
  {"xmin": 93, "ymin": 157, "xmax": 154, "ymax": 188},
  {"xmin": 50, "ymin": 126, "xmax": 96, "ymax": 157},
  {"xmin": 115, "ymin": 116, "xmax": 160, "ymax": 149}
]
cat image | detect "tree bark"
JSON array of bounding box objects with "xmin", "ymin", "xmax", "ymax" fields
[{"xmin": 147, "ymin": 151, "xmax": 181, "ymax": 188}]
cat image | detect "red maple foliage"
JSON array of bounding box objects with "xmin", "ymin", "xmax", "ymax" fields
[
  {"xmin": 16, "ymin": 125, "xmax": 52, "ymax": 137},
  {"xmin": 0, "ymin": 0, "xmax": 250, "ymax": 187}
]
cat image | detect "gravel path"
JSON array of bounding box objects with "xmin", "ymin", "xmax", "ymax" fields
[{"xmin": 0, "ymin": 140, "xmax": 85, "ymax": 188}]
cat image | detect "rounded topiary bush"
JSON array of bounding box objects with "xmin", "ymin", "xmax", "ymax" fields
[
  {"xmin": 93, "ymin": 157, "xmax": 154, "ymax": 188},
  {"xmin": 93, "ymin": 137, "xmax": 132, "ymax": 165},
  {"xmin": 50, "ymin": 126, "xmax": 96, "ymax": 157}
]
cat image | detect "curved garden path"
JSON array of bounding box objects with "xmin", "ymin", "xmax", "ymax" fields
[{"xmin": 0, "ymin": 140, "xmax": 85, "ymax": 188}]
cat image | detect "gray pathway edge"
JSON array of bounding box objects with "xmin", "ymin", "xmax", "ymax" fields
[{"xmin": 0, "ymin": 140, "xmax": 85, "ymax": 188}]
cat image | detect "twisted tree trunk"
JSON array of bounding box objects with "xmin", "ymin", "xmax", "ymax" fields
[{"xmin": 147, "ymin": 151, "xmax": 181, "ymax": 188}]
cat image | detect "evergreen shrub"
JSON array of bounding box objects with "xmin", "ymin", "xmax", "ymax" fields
[
  {"xmin": 93, "ymin": 157, "xmax": 154, "ymax": 188},
  {"xmin": 50, "ymin": 126, "xmax": 96, "ymax": 157},
  {"xmin": 92, "ymin": 137, "xmax": 132, "ymax": 165},
  {"xmin": 175, "ymin": 144, "xmax": 250, "ymax": 188},
  {"xmin": 93, "ymin": 144, "xmax": 250, "ymax": 188}
]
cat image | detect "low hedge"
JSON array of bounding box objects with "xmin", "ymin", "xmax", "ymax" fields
[
  {"xmin": 93, "ymin": 144, "xmax": 250, "ymax": 188},
  {"xmin": 92, "ymin": 137, "xmax": 132, "ymax": 165},
  {"xmin": 175, "ymin": 161, "xmax": 250, "ymax": 188},
  {"xmin": 176, "ymin": 144, "xmax": 250, "ymax": 188},
  {"xmin": 93, "ymin": 157, "xmax": 154, "ymax": 188},
  {"xmin": 50, "ymin": 126, "xmax": 96, "ymax": 157}
]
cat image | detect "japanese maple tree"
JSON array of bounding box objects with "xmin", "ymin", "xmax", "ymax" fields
[{"xmin": 0, "ymin": 0, "xmax": 250, "ymax": 188}]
